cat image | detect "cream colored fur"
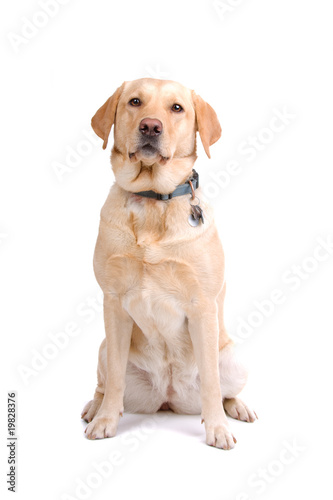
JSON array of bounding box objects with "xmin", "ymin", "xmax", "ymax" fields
[{"xmin": 82, "ymin": 78, "xmax": 257, "ymax": 449}]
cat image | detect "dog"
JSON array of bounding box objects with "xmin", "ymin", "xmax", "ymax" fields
[{"xmin": 81, "ymin": 78, "xmax": 257, "ymax": 449}]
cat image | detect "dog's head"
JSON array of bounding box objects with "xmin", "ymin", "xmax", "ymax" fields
[{"xmin": 91, "ymin": 78, "xmax": 221, "ymax": 193}]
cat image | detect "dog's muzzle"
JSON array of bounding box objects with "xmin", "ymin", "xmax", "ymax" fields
[{"xmin": 129, "ymin": 117, "xmax": 169, "ymax": 164}]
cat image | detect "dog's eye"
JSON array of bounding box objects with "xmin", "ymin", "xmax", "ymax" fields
[
  {"xmin": 129, "ymin": 98, "xmax": 141, "ymax": 107},
  {"xmin": 171, "ymin": 103, "xmax": 183, "ymax": 113}
]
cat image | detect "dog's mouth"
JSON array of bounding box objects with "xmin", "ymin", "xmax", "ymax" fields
[
  {"xmin": 129, "ymin": 144, "xmax": 170, "ymax": 165},
  {"xmin": 141, "ymin": 143, "xmax": 158, "ymax": 155}
]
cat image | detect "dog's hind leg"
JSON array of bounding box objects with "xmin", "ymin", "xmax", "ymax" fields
[
  {"xmin": 123, "ymin": 362, "xmax": 167, "ymax": 414},
  {"xmin": 216, "ymin": 283, "xmax": 257, "ymax": 422},
  {"xmin": 82, "ymin": 337, "xmax": 167, "ymax": 420},
  {"xmin": 219, "ymin": 343, "xmax": 258, "ymax": 422}
]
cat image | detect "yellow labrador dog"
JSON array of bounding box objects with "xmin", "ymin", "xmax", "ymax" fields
[{"xmin": 82, "ymin": 78, "xmax": 257, "ymax": 449}]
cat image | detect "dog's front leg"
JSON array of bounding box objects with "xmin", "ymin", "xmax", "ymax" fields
[
  {"xmin": 188, "ymin": 304, "xmax": 236, "ymax": 449},
  {"xmin": 85, "ymin": 294, "xmax": 133, "ymax": 439}
]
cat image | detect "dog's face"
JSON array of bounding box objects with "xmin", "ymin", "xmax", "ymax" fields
[
  {"xmin": 114, "ymin": 79, "xmax": 196, "ymax": 167},
  {"xmin": 91, "ymin": 78, "xmax": 221, "ymax": 193}
]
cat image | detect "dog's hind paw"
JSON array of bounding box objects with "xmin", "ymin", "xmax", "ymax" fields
[
  {"xmin": 81, "ymin": 393, "xmax": 103, "ymax": 422},
  {"xmin": 223, "ymin": 397, "xmax": 258, "ymax": 423}
]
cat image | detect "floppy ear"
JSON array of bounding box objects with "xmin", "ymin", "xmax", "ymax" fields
[
  {"xmin": 192, "ymin": 91, "xmax": 222, "ymax": 158},
  {"xmin": 91, "ymin": 83, "xmax": 124, "ymax": 149}
]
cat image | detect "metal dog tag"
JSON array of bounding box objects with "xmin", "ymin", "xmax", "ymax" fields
[
  {"xmin": 188, "ymin": 205, "xmax": 204, "ymax": 227},
  {"xmin": 188, "ymin": 214, "xmax": 200, "ymax": 227}
]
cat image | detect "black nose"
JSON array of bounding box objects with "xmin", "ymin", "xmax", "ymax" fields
[{"xmin": 139, "ymin": 118, "xmax": 163, "ymax": 137}]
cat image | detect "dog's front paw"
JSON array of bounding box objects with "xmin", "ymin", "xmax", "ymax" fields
[
  {"xmin": 85, "ymin": 415, "xmax": 119, "ymax": 440},
  {"xmin": 205, "ymin": 422, "xmax": 237, "ymax": 450}
]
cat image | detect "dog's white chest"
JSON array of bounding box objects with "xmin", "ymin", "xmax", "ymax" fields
[{"xmin": 122, "ymin": 261, "xmax": 188, "ymax": 341}]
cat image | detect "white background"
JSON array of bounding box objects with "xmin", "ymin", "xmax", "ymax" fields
[{"xmin": 1, "ymin": 0, "xmax": 333, "ymax": 499}]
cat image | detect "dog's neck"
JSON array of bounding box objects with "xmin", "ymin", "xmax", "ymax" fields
[
  {"xmin": 109, "ymin": 149, "xmax": 207, "ymax": 245},
  {"xmin": 133, "ymin": 169, "xmax": 199, "ymax": 201},
  {"xmin": 122, "ymin": 187, "xmax": 207, "ymax": 248},
  {"xmin": 127, "ymin": 194, "xmax": 169, "ymax": 245}
]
